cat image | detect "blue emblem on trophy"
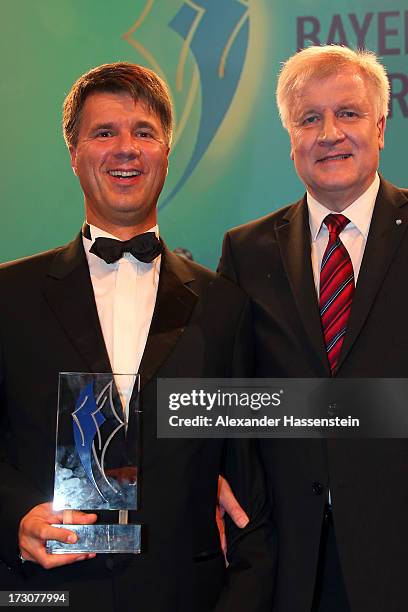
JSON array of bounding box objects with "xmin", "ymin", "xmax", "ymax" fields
[{"xmin": 47, "ymin": 373, "xmax": 141, "ymax": 554}]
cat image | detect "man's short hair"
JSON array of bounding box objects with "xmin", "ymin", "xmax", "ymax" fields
[
  {"xmin": 276, "ymin": 45, "xmax": 390, "ymax": 130},
  {"xmin": 63, "ymin": 62, "xmax": 173, "ymax": 147}
]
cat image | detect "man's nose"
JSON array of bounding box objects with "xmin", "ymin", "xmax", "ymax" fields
[
  {"xmin": 318, "ymin": 115, "xmax": 345, "ymax": 145},
  {"xmin": 113, "ymin": 133, "xmax": 141, "ymax": 157}
]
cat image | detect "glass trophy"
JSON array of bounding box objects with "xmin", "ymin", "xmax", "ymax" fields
[{"xmin": 46, "ymin": 372, "xmax": 141, "ymax": 554}]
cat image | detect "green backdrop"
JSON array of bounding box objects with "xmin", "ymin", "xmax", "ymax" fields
[{"xmin": 1, "ymin": 0, "xmax": 407, "ymax": 268}]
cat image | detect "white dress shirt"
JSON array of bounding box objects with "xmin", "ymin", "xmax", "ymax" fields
[
  {"xmin": 308, "ymin": 173, "xmax": 380, "ymax": 293},
  {"xmin": 82, "ymin": 223, "xmax": 160, "ymax": 416}
]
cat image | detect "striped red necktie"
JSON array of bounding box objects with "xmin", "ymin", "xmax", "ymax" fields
[{"xmin": 319, "ymin": 214, "xmax": 355, "ymax": 374}]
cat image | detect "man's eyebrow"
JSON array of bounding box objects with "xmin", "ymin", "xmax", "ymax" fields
[
  {"xmin": 90, "ymin": 122, "xmax": 116, "ymax": 132},
  {"xmin": 296, "ymin": 100, "xmax": 364, "ymax": 116},
  {"xmin": 89, "ymin": 120, "xmax": 158, "ymax": 132},
  {"xmin": 134, "ymin": 120, "xmax": 157, "ymax": 131},
  {"xmin": 300, "ymin": 108, "xmax": 320, "ymax": 115},
  {"xmin": 292, "ymin": 107, "xmax": 320, "ymax": 122}
]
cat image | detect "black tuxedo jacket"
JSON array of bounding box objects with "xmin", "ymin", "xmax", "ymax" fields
[
  {"xmin": 219, "ymin": 178, "xmax": 408, "ymax": 612},
  {"xmin": 0, "ymin": 235, "xmax": 274, "ymax": 612}
]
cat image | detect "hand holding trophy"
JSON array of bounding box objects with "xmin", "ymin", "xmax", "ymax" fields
[{"xmin": 46, "ymin": 372, "xmax": 141, "ymax": 554}]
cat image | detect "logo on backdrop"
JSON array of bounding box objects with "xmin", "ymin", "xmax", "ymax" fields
[{"xmin": 123, "ymin": 0, "xmax": 250, "ymax": 209}]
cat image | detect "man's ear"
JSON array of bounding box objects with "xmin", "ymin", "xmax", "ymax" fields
[
  {"xmin": 165, "ymin": 146, "xmax": 170, "ymax": 175},
  {"xmin": 377, "ymin": 115, "xmax": 386, "ymax": 151},
  {"xmin": 69, "ymin": 145, "xmax": 78, "ymax": 176},
  {"xmin": 288, "ymin": 130, "xmax": 295, "ymax": 160}
]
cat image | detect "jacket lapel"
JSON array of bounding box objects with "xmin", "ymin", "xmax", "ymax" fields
[
  {"xmin": 43, "ymin": 234, "xmax": 111, "ymax": 373},
  {"xmin": 138, "ymin": 245, "xmax": 198, "ymax": 390},
  {"xmin": 276, "ymin": 198, "xmax": 330, "ymax": 374},
  {"xmin": 337, "ymin": 178, "xmax": 408, "ymax": 371},
  {"xmin": 44, "ymin": 236, "xmax": 199, "ymax": 387}
]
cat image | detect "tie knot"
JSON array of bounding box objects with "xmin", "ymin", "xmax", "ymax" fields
[{"xmin": 323, "ymin": 213, "xmax": 350, "ymax": 236}]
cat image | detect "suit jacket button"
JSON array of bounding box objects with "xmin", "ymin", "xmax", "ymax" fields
[{"xmin": 312, "ymin": 481, "xmax": 324, "ymax": 495}]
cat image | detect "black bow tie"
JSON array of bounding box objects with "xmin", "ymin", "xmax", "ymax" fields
[{"xmin": 89, "ymin": 232, "xmax": 163, "ymax": 264}]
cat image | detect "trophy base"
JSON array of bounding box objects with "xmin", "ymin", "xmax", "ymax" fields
[{"xmin": 46, "ymin": 524, "xmax": 141, "ymax": 554}]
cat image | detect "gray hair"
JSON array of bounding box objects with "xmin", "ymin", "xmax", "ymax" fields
[{"xmin": 276, "ymin": 45, "xmax": 390, "ymax": 130}]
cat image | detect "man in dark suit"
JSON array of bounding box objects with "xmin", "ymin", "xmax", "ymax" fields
[
  {"xmin": 0, "ymin": 62, "xmax": 273, "ymax": 611},
  {"xmin": 219, "ymin": 46, "xmax": 408, "ymax": 611}
]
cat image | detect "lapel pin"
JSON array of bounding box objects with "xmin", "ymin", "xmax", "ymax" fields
[{"xmin": 396, "ymin": 219, "xmax": 402, "ymax": 226}]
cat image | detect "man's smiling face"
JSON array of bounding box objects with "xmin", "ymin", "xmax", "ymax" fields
[
  {"xmin": 69, "ymin": 91, "xmax": 169, "ymax": 235},
  {"xmin": 288, "ymin": 67, "xmax": 385, "ymax": 212}
]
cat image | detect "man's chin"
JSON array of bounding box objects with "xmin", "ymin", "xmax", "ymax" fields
[
  {"xmin": 107, "ymin": 204, "xmax": 156, "ymax": 229},
  {"xmin": 311, "ymin": 175, "xmax": 359, "ymax": 195}
]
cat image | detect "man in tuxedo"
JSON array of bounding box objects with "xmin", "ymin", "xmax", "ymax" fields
[
  {"xmin": 0, "ymin": 62, "xmax": 273, "ymax": 611},
  {"xmin": 219, "ymin": 46, "xmax": 408, "ymax": 611}
]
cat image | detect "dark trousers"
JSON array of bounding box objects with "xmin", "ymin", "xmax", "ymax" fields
[{"xmin": 312, "ymin": 510, "xmax": 351, "ymax": 612}]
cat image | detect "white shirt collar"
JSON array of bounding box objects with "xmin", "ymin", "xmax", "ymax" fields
[
  {"xmin": 83, "ymin": 223, "xmax": 160, "ymax": 244},
  {"xmin": 307, "ymin": 173, "xmax": 380, "ymax": 240}
]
